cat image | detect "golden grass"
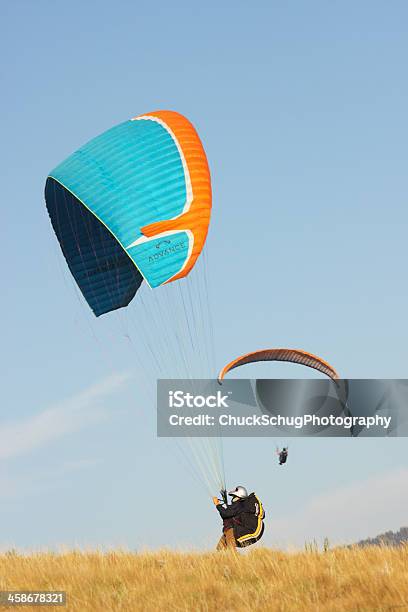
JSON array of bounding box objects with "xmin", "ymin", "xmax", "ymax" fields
[{"xmin": 1, "ymin": 546, "xmax": 408, "ymax": 611}]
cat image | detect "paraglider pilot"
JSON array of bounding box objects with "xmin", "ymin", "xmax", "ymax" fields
[
  {"xmin": 213, "ymin": 486, "xmax": 265, "ymax": 550},
  {"xmin": 277, "ymin": 447, "xmax": 288, "ymax": 465}
]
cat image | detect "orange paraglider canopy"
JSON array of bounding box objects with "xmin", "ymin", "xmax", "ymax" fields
[{"xmin": 218, "ymin": 348, "xmax": 339, "ymax": 383}]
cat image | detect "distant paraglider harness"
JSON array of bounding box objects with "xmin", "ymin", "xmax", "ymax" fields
[{"xmin": 277, "ymin": 447, "xmax": 288, "ymax": 465}]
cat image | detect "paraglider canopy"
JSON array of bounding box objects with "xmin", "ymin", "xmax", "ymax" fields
[
  {"xmin": 45, "ymin": 110, "xmax": 212, "ymax": 316},
  {"xmin": 218, "ymin": 348, "xmax": 339, "ymax": 383}
]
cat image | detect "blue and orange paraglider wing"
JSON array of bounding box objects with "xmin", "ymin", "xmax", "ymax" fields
[{"xmin": 45, "ymin": 110, "xmax": 211, "ymax": 316}]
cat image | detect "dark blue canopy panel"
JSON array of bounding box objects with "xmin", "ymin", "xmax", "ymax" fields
[{"xmin": 45, "ymin": 177, "xmax": 143, "ymax": 316}]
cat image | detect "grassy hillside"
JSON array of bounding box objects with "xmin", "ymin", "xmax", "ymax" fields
[{"xmin": 1, "ymin": 546, "xmax": 407, "ymax": 611}]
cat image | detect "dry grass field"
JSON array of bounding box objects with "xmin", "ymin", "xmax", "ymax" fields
[{"xmin": 0, "ymin": 546, "xmax": 407, "ymax": 611}]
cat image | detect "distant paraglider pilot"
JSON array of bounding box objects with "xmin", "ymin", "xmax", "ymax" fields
[
  {"xmin": 277, "ymin": 447, "xmax": 288, "ymax": 465},
  {"xmin": 213, "ymin": 486, "xmax": 265, "ymax": 550}
]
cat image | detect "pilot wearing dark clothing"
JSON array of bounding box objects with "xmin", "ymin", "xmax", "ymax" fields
[
  {"xmin": 213, "ymin": 486, "xmax": 265, "ymax": 550},
  {"xmin": 278, "ymin": 448, "xmax": 288, "ymax": 465}
]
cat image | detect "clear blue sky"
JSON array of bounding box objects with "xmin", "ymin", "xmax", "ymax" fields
[{"xmin": 1, "ymin": 0, "xmax": 408, "ymax": 550}]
